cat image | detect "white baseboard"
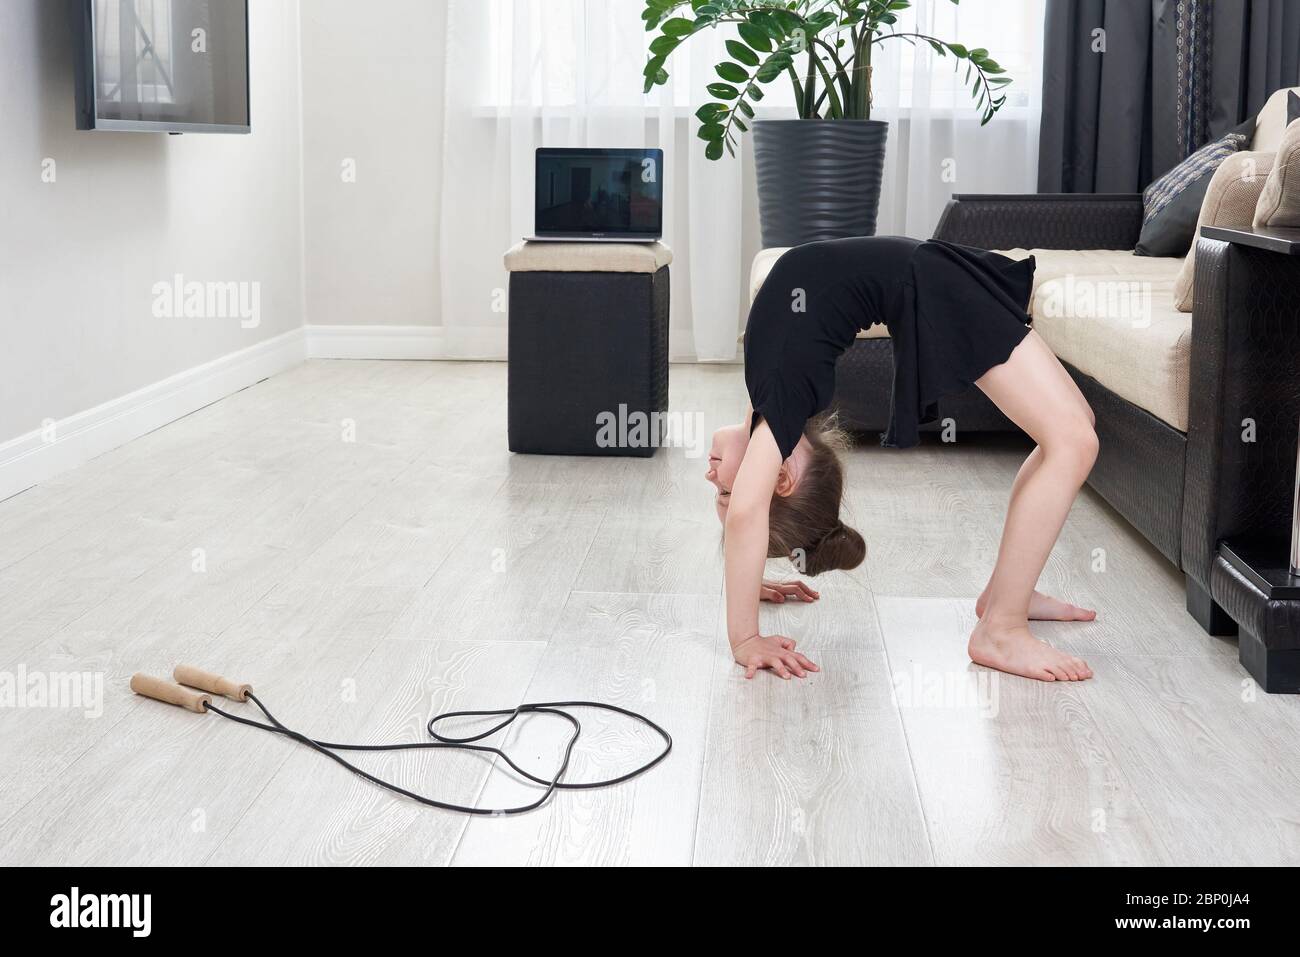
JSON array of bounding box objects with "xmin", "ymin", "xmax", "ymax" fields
[{"xmin": 0, "ymin": 328, "xmax": 308, "ymax": 502}]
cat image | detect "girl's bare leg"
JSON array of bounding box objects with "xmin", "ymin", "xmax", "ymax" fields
[
  {"xmin": 974, "ymin": 446, "xmax": 1097, "ymax": 622},
  {"xmin": 968, "ymin": 330, "xmax": 1096, "ymax": 681}
]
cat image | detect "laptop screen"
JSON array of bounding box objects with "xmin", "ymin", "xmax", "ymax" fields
[{"xmin": 535, "ymin": 148, "xmax": 663, "ymax": 238}]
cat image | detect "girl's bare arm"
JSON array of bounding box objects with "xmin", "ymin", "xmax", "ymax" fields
[{"xmin": 724, "ymin": 421, "xmax": 820, "ymax": 679}]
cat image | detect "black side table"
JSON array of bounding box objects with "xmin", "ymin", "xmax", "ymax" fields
[
  {"xmin": 1202, "ymin": 225, "xmax": 1300, "ymax": 693},
  {"xmin": 503, "ymin": 241, "xmax": 671, "ymax": 456}
]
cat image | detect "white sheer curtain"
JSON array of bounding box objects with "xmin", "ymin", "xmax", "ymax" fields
[
  {"xmin": 436, "ymin": 0, "xmax": 1044, "ymax": 362},
  {"xmin": 871, "ymin": 0, "xmax": 1046, "ymax": 237}
]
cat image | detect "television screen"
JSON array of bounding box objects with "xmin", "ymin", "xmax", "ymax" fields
[{"xmin": 74, "ymin": 0, "xmax": 250, "ymax": 133}]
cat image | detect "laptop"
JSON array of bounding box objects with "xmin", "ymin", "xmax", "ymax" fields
[{"xmin": 526, "ymin": 147, "xmax": 664, "ymax": 243}]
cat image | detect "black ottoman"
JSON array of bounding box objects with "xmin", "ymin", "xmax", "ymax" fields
[{"xmin": 504, "ymin": 241, "xmax": 671, "ymax": 456}]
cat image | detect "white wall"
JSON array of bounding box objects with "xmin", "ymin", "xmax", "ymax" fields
[
  {"xmin": 0, "ymin": 0, "xmax": 305, "ymax": 447},
  {"xmin": 299, "ymin": 0, "xmax": 445, "ymax": 329}
]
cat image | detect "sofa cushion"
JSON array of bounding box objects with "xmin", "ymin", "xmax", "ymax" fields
[
  {"xmin": 1173, "ymin": 150, "xmax": 1275, "ymax": 311},
  {"xmin": 1136, "ymin": 130, "xmax": 1250, "ymax": 257},
  {"xmin": 994, "ymin": 247, "xmax": 1184, "ymax": 286},
  {"xmin": 1254, "ymin": 116, "xmax": 1300, "ymax": 228},
  {"xmin": 1251, "ymin": 86, "xmax": 1300, "ymax": 153},
  {"xmin": 1029, "ymin": 274, "xmax": 1191, "ymax": 431}
]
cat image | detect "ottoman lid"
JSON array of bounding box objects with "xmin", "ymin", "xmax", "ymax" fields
[{"xmin": 504, "ymin": 240, "xmax": 672, "ymax": 274}]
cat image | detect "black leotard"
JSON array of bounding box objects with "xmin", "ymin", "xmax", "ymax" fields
[{"xmin": 744, "ymin": 235, "xmax": 1035, "ymax": 457}]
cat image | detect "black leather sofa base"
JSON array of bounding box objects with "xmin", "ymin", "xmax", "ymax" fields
[
  {"xmin": 1065, "ymin": 363, "xmax": 1186, "ymax": 567},
  {"xmin": 832, "ymin": 337, "xmax": 1017, "ymax": 436}
]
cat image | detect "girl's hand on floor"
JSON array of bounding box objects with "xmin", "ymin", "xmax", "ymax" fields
[
  {"xmin": 760, "ymin": 579, "xmax": 820, "ymax": 603},
  {"xmin": 732, "ymin": 634, "xmax": 820, "ymax": 680}
]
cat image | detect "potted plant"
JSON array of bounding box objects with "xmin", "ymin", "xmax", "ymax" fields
[{"xmin": 642, "ymin": 0, "xmax": 1012, "ymax": 246}]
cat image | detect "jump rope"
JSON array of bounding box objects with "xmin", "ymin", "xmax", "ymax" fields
[{"xmin": 130, "ymin": 666, "xmax": 672, "ymax": 815}]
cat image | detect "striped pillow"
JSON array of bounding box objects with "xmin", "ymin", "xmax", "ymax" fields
[
  {"xmin": 1135, "ymin": 131, "xmax": 1249, "ymax": 256},
  {"xmin": 1144, "ymin": 132, "xmax": 1249, "ymax": 222}
]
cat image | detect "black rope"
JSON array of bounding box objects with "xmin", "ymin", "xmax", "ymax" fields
[{"xmin": 203, "ymin": 692, "xmax": 672, "ymax": 815}]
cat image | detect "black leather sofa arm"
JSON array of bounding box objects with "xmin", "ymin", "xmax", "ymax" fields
[
  {"xmin": 1182, "ymin": 227, "xmax": 1300, "ymax": 596},
  {"xmin": 932, "ymin": 193, "xmax": 1144, "ymax": 250}
]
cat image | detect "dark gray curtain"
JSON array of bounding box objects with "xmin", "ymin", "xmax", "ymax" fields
[{"xmin": 1038, "ymin": 0, "xmax": 1300, "ymax": 193}]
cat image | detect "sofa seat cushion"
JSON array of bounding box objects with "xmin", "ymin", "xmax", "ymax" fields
[
  {"xmin": 1028, "ymin": 274, "xmax": 1190, "ymax": 431},
  {"xmin": 993, "ymin": 247, "xmax": 1185, "ymax": 285}
]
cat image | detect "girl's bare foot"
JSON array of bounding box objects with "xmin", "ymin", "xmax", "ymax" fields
[
  {"xmin": 968, "ymin": 620, "xmax": 1094, "ymax": 682},
  {"xmin": 976, "ymin": 588, "xmax": 1096, "ymax": 622}
]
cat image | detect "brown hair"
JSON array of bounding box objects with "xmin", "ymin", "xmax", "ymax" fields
[{"xmin": 767, "ymin": 414, "xmax": 866, "ymax": 576}]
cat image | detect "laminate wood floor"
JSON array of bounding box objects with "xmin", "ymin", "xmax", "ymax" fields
[{"xmin": 2, "ymin": 360, "xmax": 1295, "ymax": 866}]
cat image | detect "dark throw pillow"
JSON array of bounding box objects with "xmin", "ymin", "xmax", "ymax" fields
[{"xmin": 1135, "ymin": 129, "xmax": 1250, "ymax": 257}]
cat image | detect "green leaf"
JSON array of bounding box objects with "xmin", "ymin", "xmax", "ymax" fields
[
  {"xmin": 737, "ymin": 22, "xmax": 773, "ymax": 52},
  {"xmin": 706, "ymin": 81, "xmax": 740, "ymax": 99},
  {"xmin": 697, "ymin": 122, "xmax": 726, "ymax": 141},
  {"xmin": 769, "ymin": 10, "xmax": 802, "ymax": 35},
  {"xmin": 695, "ymin": 102, "xmax": 727, "ymax": 121},
  {"xmin": 726, "ymin": 39, "xmax": 761, "ymax": 66},
  {"xmin": 661, "ymin": 17, "xmax": 695, "ymax": 38},
  {"xmin": 649, "ymin": 35, "xmax": 679, "ymax": 56},
  {"xmin": 748, "ymin": 11, "xmax": 782, "ymax": 38},
  {"xmin": 704, "ymin": 138, "xmax": 725, "ymax": 160},
  {"xmin": 643, "ymin": 55, "xmax": 666, "ymax": 78},
  {"xmin": 755, "ymin": 59, "xmax": 785, "ymax": 83},
  {"xmin": 734, "ymin": 117, "xmax": 748, "ymax": 132},
  {"xmin": 745, "ymin": 83, "xmax": 764, "ymax": 101},
  {"xmin": 715, "ymin": 61, "xmax": 750, "ymax": 83},
  {"xmin": 737, "ymin": 98, "xmax": 755, "ymax": 118},
  {"xmin": 987, "ymin": 75, "xmax": 1013, "ymax": 87},
  {"xmin": 948, "ymin": 42, "xmax": 968, "ymax": 58}
]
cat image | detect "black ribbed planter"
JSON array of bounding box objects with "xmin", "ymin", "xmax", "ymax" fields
[{"xmin": 752, "ymin": 119, "xmax": 889, "ymax": 247}]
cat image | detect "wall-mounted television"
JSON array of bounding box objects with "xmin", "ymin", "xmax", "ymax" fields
[{"xmin": 73, "ymin": 0, "xmax": 250, "ymax": 133}]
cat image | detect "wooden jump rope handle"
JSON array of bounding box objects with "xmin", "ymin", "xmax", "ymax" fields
[
  {"xmin": 130, "ymin": 674, "xmax": 211, "ymax": 713},
  {"xmin": 173, "ymin": 664, "xmax": 253, "ymax": 701}
]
